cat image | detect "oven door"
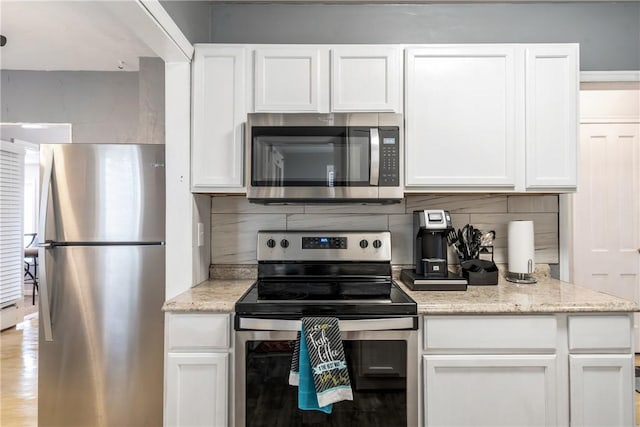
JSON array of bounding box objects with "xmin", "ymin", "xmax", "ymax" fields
[{"xmin": 234, "ymin": 318, "xmax": 418, "ymax": 427}]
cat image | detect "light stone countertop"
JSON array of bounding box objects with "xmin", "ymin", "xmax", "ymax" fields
[
  {"xmin": 162, "ymin": 279, "xmax": 254, "ymax": 312},
  {"xmin": 162, "ymin": 275, "xmax": 639, "ymax": 314},
  {"xmin": 396, "ymin": 276, "xmax": 639, "ymax": 314}
]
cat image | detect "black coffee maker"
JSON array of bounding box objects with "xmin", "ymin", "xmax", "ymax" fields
[
  {"xmin": 414, "ymin": 209, "xmax": 452, "ymax": 277},
  {"xmin": 401, "ymin": 210, "xmax": 468, "ymax": 291}
]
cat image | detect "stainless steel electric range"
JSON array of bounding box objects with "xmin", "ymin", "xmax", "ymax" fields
[{"xmin": 234, "ymin": 231, "xmax": 418, "ymax": 427}]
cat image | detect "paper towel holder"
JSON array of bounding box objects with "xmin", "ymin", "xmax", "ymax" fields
[
  {"xmin": 506, "ymin": 220, "xmax": 537, "ymax": 284},
  {"xmin": 505, "ymin": 263, "xmax": 537, "ymax": 284}
]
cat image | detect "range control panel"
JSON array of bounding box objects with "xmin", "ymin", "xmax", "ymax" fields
[
  {"xmin": 302, "ymin": 237, "xmax": 347, "ymax": 249},
  {"xmin": 257, "ymin": 231, "xmax": 391, "ymax": 262}
]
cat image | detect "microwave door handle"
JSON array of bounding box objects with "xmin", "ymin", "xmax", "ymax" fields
[{"xmin": 369, "ymin": 128, "xmax": 380, "ymax": 185}]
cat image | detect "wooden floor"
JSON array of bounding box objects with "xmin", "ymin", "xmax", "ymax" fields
[
  {"xmin": 2, "ymin": 309, "xmax": 640, "ymax": 426},
  {"xmin": 1, "ymin": 301, "xmax": 38, "ymax": 427}
]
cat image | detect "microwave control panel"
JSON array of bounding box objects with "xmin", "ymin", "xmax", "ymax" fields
[{"xmin": 379, "ymin": 127, "xmax": 400, "ymax": 186}]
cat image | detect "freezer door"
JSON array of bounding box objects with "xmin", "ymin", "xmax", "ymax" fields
[
  {"xmin": 38, "ymin": 245, "xmax": 164, "ymax": 427},
  {"xmin": 40, "ymin": 144, "xmax": 165, "ymax": 243}
]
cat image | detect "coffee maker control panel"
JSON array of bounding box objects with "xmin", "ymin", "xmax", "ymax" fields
[{"xmin": 422, "ymin": 209, "xmax": 453, "ymax": 230}]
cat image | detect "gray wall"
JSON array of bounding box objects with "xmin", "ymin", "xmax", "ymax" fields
[
  {"xmin": 1, "ymin": 59, "xmax": 165, "ymax": 143},
  {"xmin": 1, "ymin": 70, "xmax": 139, "ymax": 143},
  {"xmin": 138, "ymin": 57, "xmax": 166, "ymax": 144},
  {"xmin": 160, "ymin": 0, "xmax": 211, "ymax": 45},
  {"xmin": 201, "ymin": 2, "xmax": 640, "ymax": 71}
]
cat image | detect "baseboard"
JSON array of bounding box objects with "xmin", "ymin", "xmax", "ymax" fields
[{"xmin": 1, "ymin": 303, "xmax": 24, "ymax": 331}]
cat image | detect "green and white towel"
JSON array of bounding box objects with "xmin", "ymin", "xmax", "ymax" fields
[{"xmin": 289, "ymin": 317, "xmax": 353, "ymax": 410}]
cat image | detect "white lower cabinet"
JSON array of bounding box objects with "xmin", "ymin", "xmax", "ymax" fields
[
  {"xmin": 164, "ymin": 313, "xmax": 231, "ymax": 427},
  {"xmin": 421, "ymin": 314, "xmax": 635, "ymax": 427},
  {"xmin": 567, "ymin": 314, "xmax": 635, "ymax": 427},
  {"xmin": 422, "ymin": 315, "xmax": 562, "ymax": 427},
  {"xmin": 569, "ymin": 354, "xmax": 634, "ymax": 427},
  {"xmin": 166, "ymin": 353, "xmax": 228, "ymax": 427},
  {"xmin": 424, "ymin": 355, "xmax": 558, "ymax": 426}
]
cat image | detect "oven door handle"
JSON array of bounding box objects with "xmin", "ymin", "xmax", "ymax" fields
[{"xmin": 237, "ymin": 317, "xmax": 415, "ymax": 332}]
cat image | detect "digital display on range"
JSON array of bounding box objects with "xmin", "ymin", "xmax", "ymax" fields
[{"xmin": 302, "ymin": 236, "xmax": 347, "ymax": 249}]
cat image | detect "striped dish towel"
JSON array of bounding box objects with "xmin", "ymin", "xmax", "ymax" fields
[{"xmin": 289, "ymin": 317, "xmax": 353, "ymax": 411}]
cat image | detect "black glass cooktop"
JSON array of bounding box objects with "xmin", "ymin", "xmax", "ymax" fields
[{"xmin": 234, "ymin": 280, "xmax": 417, "ymax": 319}]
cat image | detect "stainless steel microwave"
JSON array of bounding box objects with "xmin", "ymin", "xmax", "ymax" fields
[{"xmin": 246, "ymin": 113, "xmax": 403, "ymax": 203}]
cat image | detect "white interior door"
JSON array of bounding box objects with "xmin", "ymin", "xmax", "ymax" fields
[{"xmin": 573, "ymin": 117, "xmax": 640, "ymax": 344}]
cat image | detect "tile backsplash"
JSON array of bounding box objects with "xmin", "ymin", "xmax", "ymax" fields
[{"xmin": 210, "ymin": 194, "xmax": 559, "ymax": 266}]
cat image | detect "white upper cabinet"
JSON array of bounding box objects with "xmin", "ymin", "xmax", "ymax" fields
[
  {"xmin": 405, "ymin": 44, "xmax": 579, "ymax": 192},
  {"xmin": 191, "ymin": 45, "xmax": 246, "ymax": 191},
  {"xmin": 253, "ymin": 46, "xmax": 403, "ymax": 113},
  {"xmin": 525, "ymin": 45, "xmax": 579, "ymax": 190},
  {"xmin": 331, "ymin": 46, "xmax": 402, "ymax": 112},
  {"xmin": 190, "ymin": 43, "xmax": 578, "ymax": 193},
  {"xmin": 405, "ymin": 45, "xmax": 521, "ymax": 189},
  {"xmin": 254, "ymin": 47, "xmax": 330, "ymax": 113}
]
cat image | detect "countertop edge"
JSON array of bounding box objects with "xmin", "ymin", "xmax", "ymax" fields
[{"xmin": 162, "ymin": 278, "xmax": 640, "ymax": 314}]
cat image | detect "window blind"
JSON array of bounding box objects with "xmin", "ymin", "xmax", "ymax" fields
[{"xmin": 0, "ymin": 140, "xmax": 25, "ymax": 308}]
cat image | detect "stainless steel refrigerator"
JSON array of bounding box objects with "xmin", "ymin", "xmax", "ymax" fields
[{"xmin": 37, "ymin": 144, "xmax": 165, "ymax": 427}]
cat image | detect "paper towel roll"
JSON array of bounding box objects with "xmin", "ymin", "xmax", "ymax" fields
[{"xmin": 508, "ymin": 220, "xmax": 535, "ymax": 274}]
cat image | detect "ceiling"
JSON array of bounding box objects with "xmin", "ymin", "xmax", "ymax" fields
[{"xmin": 0, "ymin": 1, "xmax": 156, "ymax": 71}]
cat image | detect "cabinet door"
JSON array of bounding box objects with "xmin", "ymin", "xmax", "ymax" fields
[
  {"xmin": 525, "ymin": 45, "xmax": 579, "ymax": 190},
  {"xmin": 192, "ymin": 46, "xmax": 246, "ymax": 191},
  {"xmin": 165, "ymin": 352, "xmax": 228, "ymax": 427},
  {"xmin": 331, "ymin": 46, "xmax": 402, "ymax": 112},
  {"xmin": 569, "ymin": 354, "xmax": 634, "ymax": 427},
  {"xmin": 254, "ymin": 47, "xmax": 329, "ymax": 112},
  {"xmin": 423, "ymin": 355, "xmax": 558, "ymax": 426},
  {"xmin": 405, "ymin": 46, "xmax": 520, "ymax": 189}
]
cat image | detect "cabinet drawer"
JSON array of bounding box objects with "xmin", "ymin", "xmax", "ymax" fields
[
  {"xmin": 568, "ymin": 315, "xmax": 632, "ymax": 352},
  {"xmin": 424, "ymin": 316, "xmax": 557, "ymax": 353},
  {"xmin": 167, "ymin": 313, "xmax": 230, "ymax": 350}
]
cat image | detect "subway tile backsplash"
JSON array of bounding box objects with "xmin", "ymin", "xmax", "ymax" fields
[{"xmin": 210, "ymin": 194, "xmax": 559, "ymax": 265}]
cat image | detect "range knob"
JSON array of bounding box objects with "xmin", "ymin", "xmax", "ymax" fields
[
  {"xmin": 359, "ymin": 239, "xmax": 369, "ymax": 249},
  {"xmin": 280, "ymin": 239, "xmax": 289, "ymax": 248},
  {"xmin": 266, "ymin": 239, "xmax": 276, "ymax": 248},
  {"xmin": 373, "ymin": 239, "xmax": 382, "ymax": 249}
]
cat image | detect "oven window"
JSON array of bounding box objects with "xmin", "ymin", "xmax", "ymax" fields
[
  {"xmin": 245, "ymin": 340, "xmax": 407, "ymax": 426},
  {"xmin": 251, "ymin": 127, "xmax": 371, "ymax": 187}
]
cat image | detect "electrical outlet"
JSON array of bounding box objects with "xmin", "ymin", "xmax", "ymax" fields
[{"xmin": 197, "ymin": 222, "xmax": 204, "ymax": 247}]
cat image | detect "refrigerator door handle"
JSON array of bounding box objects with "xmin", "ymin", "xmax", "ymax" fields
[{"xmin": 38, "ymin": 149, "xmax": 54, "ymax": 342}]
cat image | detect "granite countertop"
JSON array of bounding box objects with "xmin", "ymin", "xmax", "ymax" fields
[
  {"xmin": 162, "ymin": 279, "xmax": 254, "ymax": 312},
  {"xmin": 396, "ymin": 276, "xmax": 639, "ymax": 314},
  {"xmin": 163, "ymin": 268, "xmax": 639, "ymax": 314}
]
